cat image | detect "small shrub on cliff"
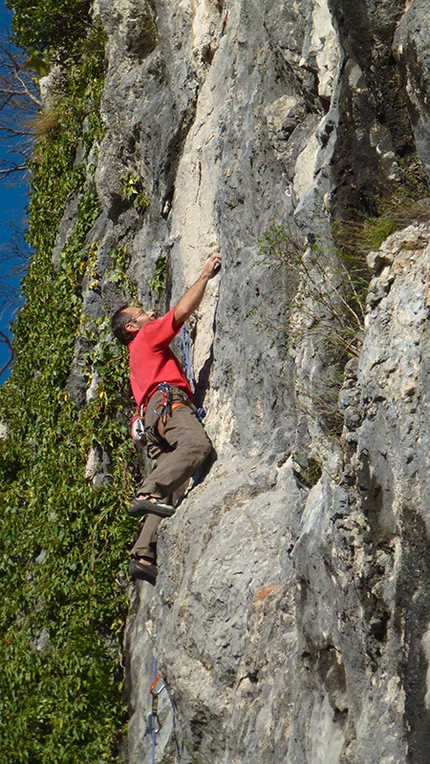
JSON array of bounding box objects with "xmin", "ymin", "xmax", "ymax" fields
[
  {"xmin": 150, "ymin": 255, "xmax": 167, "ymax": 297},
  {"xmin": 258, "ymin": 218, "xmax": 369, "ymax": 436},
  {"xmin": 258, "ymin": 219, "xmax": 367, "ymax": 359},
  {"xmin": 120, "ymin": 171, "xmax": 150, "ymax": 210},
  {"xmin": 334, "ymin": 159, "xmax": 430, "ymax": 259}
]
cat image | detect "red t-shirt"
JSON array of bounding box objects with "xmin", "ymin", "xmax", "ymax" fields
[{"xmin": 128, "ymin": 307, "xmax": 193, "ymax": 406}]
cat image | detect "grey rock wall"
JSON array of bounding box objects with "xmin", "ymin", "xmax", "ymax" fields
[{"xmin": 75, "ymin": 0, "xmax": 430, "ymax": 760}]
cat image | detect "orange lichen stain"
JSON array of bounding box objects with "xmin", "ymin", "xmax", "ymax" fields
[{"xmin": 255, "ymin": 584, "xmax": 282, "ymax": 601}]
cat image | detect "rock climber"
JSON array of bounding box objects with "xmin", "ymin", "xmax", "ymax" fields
[{"xmin": 111, "ymin": 252, "xmax": 222, "ymax": 584}]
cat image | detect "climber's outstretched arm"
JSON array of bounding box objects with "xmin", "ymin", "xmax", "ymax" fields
[{"xmin": 173, "ymin": 253, "xmax": 222, "ymax": 329}]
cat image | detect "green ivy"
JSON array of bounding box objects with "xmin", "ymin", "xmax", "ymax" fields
[
  {"xmin": 149, "ymin": 255, "xmax": 167, "ymax": 297},
  {"xmin": 120, "ymin": 171, "xmax": 150, "ymax": 210},
  {"xmin": 0, "ymin": 17, "xmax": 139, "ymax": 764},
  {"xmin": 108, "ymin": 246, "xmax": 138, "ymax": 301}
]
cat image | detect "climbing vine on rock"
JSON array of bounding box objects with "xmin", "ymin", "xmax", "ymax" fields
[{"xmin": 0, "ymin": 14, "xmax": 138, "ymax": 764}]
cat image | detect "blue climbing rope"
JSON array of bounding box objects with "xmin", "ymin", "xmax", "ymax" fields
[
  {"xmin": 180, "ymin": 325, "xmax": 194, "ymax": 384},
  {"xmin": 180, "ymin": 326, "xmax": 206, "ymax": 421}
]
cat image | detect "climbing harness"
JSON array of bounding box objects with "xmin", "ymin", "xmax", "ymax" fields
[
  {"xmin": 130, "ymin": 383, "xmax": 185, "ymax": 448},
  {"xmin": 153, "ymin": 382, "xmax": 188, "ymax": 437},
  {"xmin": 130, "ymin": 379, "xmax": 204, "ymax": 451},
  {"xmin": 148, "ymin": 661, "xmax": 165, "ymax": 764}
]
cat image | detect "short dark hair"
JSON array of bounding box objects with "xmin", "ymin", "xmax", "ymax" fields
[{"xmin": 111, "ymin": 306, "xmax": 134, "ymax": 345}]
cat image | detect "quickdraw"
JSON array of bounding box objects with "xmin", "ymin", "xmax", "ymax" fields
[
  {"xmin": 213, "ymin": 10, "xmax": 230, "ymax": 67},
  {"xmin": 147, "ymin": 668, "xmax": 166, "ymax": 764},
  {"xmin": 149, "ymin": 673, "xmax": 165, "ymax": 734},
  {"xmin": 219, "ymin": 9, "xmax": 229, "ymax": 41}
]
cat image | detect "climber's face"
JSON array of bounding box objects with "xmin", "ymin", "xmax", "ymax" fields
[{"xmin": 124, "ymin": 306, "xmax": 156, "ymax": 335}]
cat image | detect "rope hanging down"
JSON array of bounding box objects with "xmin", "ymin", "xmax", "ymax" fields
[
  {"xmin": 180, "ymin": 326, "xmax": 206, "ymax": 421},
  {"xmin": 180, "ymin": 325, "xmax": 194, "ymax": 385}
]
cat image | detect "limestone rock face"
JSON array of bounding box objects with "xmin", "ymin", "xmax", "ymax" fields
[
  {"xmin": 81, "ymin": 0, "xmax": 430, "ymax": 760},
  {"xmin": 394, "ymin": 0, "xmax": 430, "ymax": 181}
]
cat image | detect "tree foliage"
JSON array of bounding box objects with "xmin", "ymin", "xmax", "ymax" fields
[{"xmin": 7, "ymin": 0, "xmax": 91, "ymax": 53}]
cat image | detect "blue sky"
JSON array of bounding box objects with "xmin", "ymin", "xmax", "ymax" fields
[{"xmin": 0, "ymin": 0, "xmax": 29, "ymax": 383}]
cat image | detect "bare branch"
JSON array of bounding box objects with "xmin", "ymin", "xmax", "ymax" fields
[
  {"xmin": 0, "ymin": 331, "xmax": 14, "ymax": 378},
  {"xmin": 0, "ymin": 41, "xmax": 42, "ymax": 107},
  {"xmin": 0, "ymin": 163, "xmax": 27, "ymax": 177},
  {"xmin": 0, "ymin": 28, "xmax": 42, "ymax": 178},
  {"xmin": 0, "ymin": 125, "xmax": 34, "ymax": 138}
]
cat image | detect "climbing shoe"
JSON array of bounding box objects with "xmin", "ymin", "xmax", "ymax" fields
[
  {"xmin": 129, "ymin": 494, "xmax": 175, "ymax": 519},
  {"xmin": 129, "ymin": 558, "xmax": 158, "ymax": 584}
]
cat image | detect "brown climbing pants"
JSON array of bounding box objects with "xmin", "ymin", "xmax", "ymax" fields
[{"xmin": 131, "ymin": 387, "xmax": 212, "ymax": 561}]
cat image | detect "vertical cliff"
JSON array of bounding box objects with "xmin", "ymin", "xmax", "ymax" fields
[{"xmin": 1, "ymin": 0, "xmax": 430, "ymax": 762}]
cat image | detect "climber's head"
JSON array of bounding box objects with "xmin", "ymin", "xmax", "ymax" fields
[{"xmin": 111, "ymin": 306, "xmax": 156, "ymax": 345}]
